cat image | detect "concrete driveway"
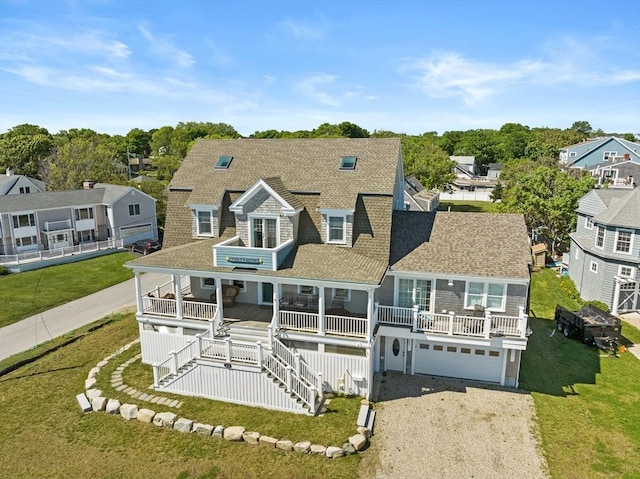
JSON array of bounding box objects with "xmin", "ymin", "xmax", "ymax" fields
[
  {"xmin": 360, "ymin": 373, "xmax": 549, "ymax": 479},
  {"xmin": 0, "ymin": 272, "xmax": 169, "ymax": 361}
]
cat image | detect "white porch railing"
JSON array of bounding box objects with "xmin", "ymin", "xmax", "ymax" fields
[
  {"xmin": 279, "ymin": 311, "xmax": 367, "ymax": 338},
  {"xmin": 325, "ymin": 314, "xmax": 367, "ymax": 338},
  {"xmin": 141, "ymin": 294, "xmax": 217, "ymax": 321},
  {"xmin": 183, "ymin": 300, "xmax": 218, "ymax": 320},
  {"xmin": 0, "ymin": 239, "xmax": 124, "ymax": 265},
  {"xmin": 280, "ymin": 311, "xmax": 318, "ymax": 332},
  {"xmin": 378, "ymin": 305, "xmax": 527, "ymax": 338}
]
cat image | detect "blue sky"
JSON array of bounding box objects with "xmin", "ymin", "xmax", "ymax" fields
[{"xmin": 1, "ymin": 0, "xmax": 639, "ymax": 137}]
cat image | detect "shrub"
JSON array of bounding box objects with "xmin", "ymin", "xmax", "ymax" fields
[
  {"xmin": 0, "ymin": 265, "xmax": 8, "ymax": 275},
  {"xmin": 559, "ymin": 276, "xmax": 581, "ymax": 301}
]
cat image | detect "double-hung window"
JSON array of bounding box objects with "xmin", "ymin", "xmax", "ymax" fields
[
  {"xmin": 252, "ymin": 217, "xmax": 277, "ymax": 248},
  {"xmin": 129, "ymin": 204, "xmax": 141, "ymax": 216},
  {"xmin": 13, "ymin": 213, "xmax": 36, "ymax": 228},
  {"xmin": 328, "ymin": 216, "xmax": 345, "ymax": 243},
  {"xmin": 75, "ymin": 207, "xmax": 94, "ymax": 220},
  {"xmin": 595, "ymin": 226, "xmax": 605, "ymax": 249},
  {"xmin": 584, "ymin": 217, "xmax": 593, "ymax": 230},
  {"xmin": 615, "ymin": 230, "xmax": 632, "ymax": 254},
  {"xmin": 197, "ymin": 210, "xmax": 213, "ymax": 236},
  {"xmin": 465, "ymin": 282, "xmax": 506, "ymax": 311}
]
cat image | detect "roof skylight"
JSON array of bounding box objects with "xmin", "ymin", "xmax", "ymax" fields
[
  {"xmin": 215, "ymin": 156, "xmax": 233, "ymax": 169},
  {"xmin": 340, "ymin": 156, "xmax": 357, "ymax": 170}
]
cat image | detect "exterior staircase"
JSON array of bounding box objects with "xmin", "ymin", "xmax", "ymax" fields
[{"xmin": 152, "ymin": 325, "xmax": 323, "ymax": 414}]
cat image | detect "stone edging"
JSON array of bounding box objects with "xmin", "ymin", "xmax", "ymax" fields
[{"xmin": 80, "ymin": 340, "xmax": 372, "ymax": 459}]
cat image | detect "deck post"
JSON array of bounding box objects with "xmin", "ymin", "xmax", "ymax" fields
[
  {"xmin": 412, "ymin": 305, "xmax": 419, "ymax": 333},
  {"xmin": 171, "ymin": 351, "xmax": 178, "ymax": 375},
  {"xmin": 225, "ymin": 338, "xmax": 232, "ymax": 363},
  {"xmin": 152, "ymin": 363, "xmax": 159, "ymax": 387},
  {"xmin": 611, "ymin": 278, "xmax": 621, "ymax": 316},
  {"xmin": 318, "ymin": 289, "xmax": 326, "ymax": 336},
  {"xmin": 484, "ymin": 311, "xmax": 492, "ymax": 338},
  {"xmin": 317, "ymin": 372, "xmax": 324, "ymax": 393},
  {"xmin": 367, "ymin": 290, "xmax": 375, "ymax": 340},
  {"xmin": 448, "ymin": 311, "xmax": 455, "ymax": 335},
  {"xmin": 134, "ymin": 271, "xmax": 143, "ymax": 315},
  {"xmin": 519, "ymin": 306, "xmax": 528, "ymax": 338},
  {"xmin": 294, "ymin": 352, "xmax": 301, "ymax": 375},
  {"xmin": 257, "ymin": 341, "xmax": 263, "ymax": 366},
  {"xmin": 285, "ymin": 365, "xmax": 293, "ymax": 393},
  {"xmin": 196, "ymin": 334, "xmax": 203, "ymax": 359}
]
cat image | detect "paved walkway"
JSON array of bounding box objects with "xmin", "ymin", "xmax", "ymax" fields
[
  {"xmin": 0, "ymin": 273, "xmax": 169, "ymax": 361},
  {"xmin": 619, "ymin": 312, "xmax": 640, "ymax": 361}
]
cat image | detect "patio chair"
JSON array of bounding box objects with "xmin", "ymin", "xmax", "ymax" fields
[
  {"xmin": 279, "ymin": 292, "xmax": 294, "ymax": 308},
  {"xmin": 222, "ymin": 285, "xmax": 239, "ymax": 307},
  {"xmin": 307, "ymin": 294, "xmax": 319, "ymax": 310},
  {"xmin": 293, "ymin": 294, "xmax": 308, "ymax": 309}
]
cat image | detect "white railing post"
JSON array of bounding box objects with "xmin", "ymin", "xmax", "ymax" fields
[
  {"xmin": 484, "ymin": 311, "xmax": 492, "ymax": 338},
  {"xmin": 196, "ymin": 334, "xmax": 203, "ymax": 359},
  {"xmin": 318, "ymin": 291, "xmax": 326, "ymax": 336},
  {"xmin": 448, "ymin": 311, "xmax": 455, "ymax": 335},
  {"xmin": 286, "ymin": 365, "xmax": 293, "ymax": 393},
  {"xmin": 225, "ymin": 338, "xmax": 232, "ymax": 363},
  {"xmin": 412, "ymin": 305, "xmax": 419, "ymax": 332},
  {"xmin": 519, "ymin": 306, "xmax": 528, "ymax": 338},
  {"xmin": 257, "ymin": 341, "xmax": 264, "ymax": 366},
  {"xmin": 317, "ymin": 372, "xmax": 323, "ymax": 393},
  {"xmin": 171, "ymin": 351, "xmax": 178, "ymax": 375},
  {"xmin": 152, "ymin": 364, "xmax": 159, "ymax": 387},
  {"xmin": 267, "ymin": 325, "xmax": 274, "ymax": 349},
  {"xmin": 294, "ymin": 352, "xmax": 301, "ymax": 375}
]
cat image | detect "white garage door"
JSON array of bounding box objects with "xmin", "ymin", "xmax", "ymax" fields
[{"xmin": 414, "ymin": 342, "xmax": 502, "ymax": 383}]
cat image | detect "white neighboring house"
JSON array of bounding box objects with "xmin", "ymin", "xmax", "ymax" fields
[
  {"xmin": 0, "ymin": 169, "xmax": 46, "ymax": 195},
  {"xmin": 127, "ymin": 138, "xmax": 532, "ymax": 416},
  {"xmin": 0, "ymin": 181, "xmax": 157, "ymax": 255}
]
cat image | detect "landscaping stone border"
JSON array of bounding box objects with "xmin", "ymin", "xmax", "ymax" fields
[{"xmin": 80, "ymin": 340, "xmax": 372, "ymax": 459}]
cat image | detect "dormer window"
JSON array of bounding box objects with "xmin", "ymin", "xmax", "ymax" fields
[
  {"xmin": 251, "ymin": 217, "xmax": 278, "ymax": 248},
  {"xmin": 340, "ymin": 156, "xmax": 357, "ymax": 170},
  {"xmin": 328, "ymin": 216, "xmax": 346, "ymax": 243},
  {"xmin": 215, "ymin": 156, "xmax": 233, "ymax": 169},
  {"xmin": 197, "ymin": 210, "xmax": 213, "ymax": 235}
]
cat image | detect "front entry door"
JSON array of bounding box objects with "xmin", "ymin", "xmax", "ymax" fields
[
  {"xmin": 260, "ymin": 282, "xmax": 274, "ymax": 305},
  {"xmin": 386, "ymin": 337, "xmax": 406, "ymax": 372}
]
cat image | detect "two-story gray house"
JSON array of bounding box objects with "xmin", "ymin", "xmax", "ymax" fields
[
  {"xmin": 559, "ymin": 136, "xmax": 640, "ymax": 170},
  {"xmin": 568, "ymin": 187, "xmax": 640, "ymax": 314},
  {"xmin": 0, "ymin": 182, "xmax": 158, "ymax": 255},
  {"xmin": 128, "ymin": 138, "xmax": 532, "ymax": 415}
]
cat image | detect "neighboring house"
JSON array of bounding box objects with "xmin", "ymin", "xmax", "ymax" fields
[
  {"xmin": 568, "ymin": 187, "xmax": 640, "ymax": 314},
  {"xmin": 0, "ymin": 182, "xmax": 157, "ymax": 255},
  {"xmin": 486, "ymin": 163, "xmax": 504, "ymax": 180},
  {"xmin": 559, "ymin": 136, "xmax": 640, "ymax": 169},
  {"xmin": 128, "ymin": 138, "xmax": 532, "ymax": 415},
  {"xmin": 585, "ymin": 159, "xmax": 639, "ymax": 188},
  {"xmin": 449, "ymin": 155, "xmax": 498, "ymax": 193},
  {"xmin": 0, "ymin": 169, "xmax": 46, "ymax": 195},
  {"xmin": 403, "ymin": 175, "xmax": 440, "ymax": 211}
]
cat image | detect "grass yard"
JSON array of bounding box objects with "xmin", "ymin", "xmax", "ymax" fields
[
  {"xmin": 0, "ymin": 252, "xmax": 135, "ymax": 329},
  {"xmin": 0, "ymin": 313, "xmax": 362, "ymax": 479},
  {"xmin": 438, "ymin": 200, "xmax": 500, "ymax": 213},
  {"xmin": 522, "ymin": 269, "xmax": 640, "ymax": 479}
]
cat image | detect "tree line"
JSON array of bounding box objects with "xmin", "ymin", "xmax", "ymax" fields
[{"xmin": 0, "ymin": 120, "xmax": 634, "ymax": 255}]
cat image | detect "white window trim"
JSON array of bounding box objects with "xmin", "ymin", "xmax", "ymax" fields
[
  {"xmin": 200, "ymin": 277, "xmax": 216, "ymax": 290},
  {"xmin": 603, "ymin": 151, "xmax": 617, "ymax": 160},
  {"xmin": 128, "ymin": 203, "xmax": 141, "ymax": 216},
  {"xmin": 584, "ymin": 216, "xmax": 593, "ymax": 230},
  {"xmin": 590, "ymin": 261, "xmax": 598, "ymax": 273},
  {"xmin": 618, "ymin": 265, "xmax": 635, "ymax": 279},
  {"xmin": 196, "ymin": 209, "xmax": 214, "ymax": 237},
  {"xmin": 595, "ymin": 226, "xmax": 605, "ymax": 249},
  {"xmin": 248, "ymin": 213, "xmax": 280, "ymax": 248},
  {"xmin": 394, "ymin": 277, "xmax": 433, "ymax": 312},
  {"xmin": 569, "ymin": 151, "xmax": 577, "ymax": 157},
  {"xmin": 614, "ymin": 228, "xmax": 634, "ymax": 255},
  {"xmin": 327, "ymin": 214, "xmax": 347, "ymax": 244},
  {"xmin": 297, "ymin": 285, "xmax": 318, "ymax": 295},
  {"xmin": 333, "ymin": 288, "xmax": 351, "ymax": 302},
  {"xmin": 464, "ymin": 281, "xmax": 506, "ymax": 312}
]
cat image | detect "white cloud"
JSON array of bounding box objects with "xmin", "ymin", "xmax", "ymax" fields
[
  {"xmin": 294, "ymin": 74, "xmax": 362, "ymax": 107},
  {"xmin": 280, "ymin": 19, "xmax": 324, "ymax": 40},
  {"xmin": 137, "ymin": 24, "xmax": 194, "ymax": 68}
]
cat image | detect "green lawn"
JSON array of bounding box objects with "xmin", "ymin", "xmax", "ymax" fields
[
  {"xmin": 0, "ymin": 252, "xmax": 135, "ymax": 329},
  {"xmin": 438, "ymin": 200, "xmax": 500, "ymax": 213},
  {"xmin": 521, "ymin": 269, "xmax": 640, "ymax": 479},
  {"xmin": 0, "ymin": 313, "xmax": 361, "ymax": 479}
]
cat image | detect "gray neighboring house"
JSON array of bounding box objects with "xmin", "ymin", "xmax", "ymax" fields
[
  {"xmin": 0, "ymin": 169, "xmax": 46, "ymax": 195},
  {"xmin": 0, "ymin": 182, "xmax": 157, "ymax": 255},
  {"xmin": 568, "ymin": 187, "xmax": 640, "ymax": 314},
  {"xmin": 559, "ymin": 136, "xmax": 640, "ymax": 169},
  {"xmin": 403, "ymin": 175, "xmax": 440, "ymax": 211},
  {"xmin": 585, "ymin": 159, "xmax": 640, "ymax": 188}
]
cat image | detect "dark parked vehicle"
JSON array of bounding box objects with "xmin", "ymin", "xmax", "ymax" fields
[
  {"xmin": 131, "ymin": 239, "xmax": 161, "ymax": 255},
  {"xmin": 554, "ymin": 304, "xmax": 622, "ymax": 352}
]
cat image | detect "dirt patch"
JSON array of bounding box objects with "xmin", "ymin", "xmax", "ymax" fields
[{"xmin": 359, "ymin": 373, "xmax": 549, "ymax": 479}]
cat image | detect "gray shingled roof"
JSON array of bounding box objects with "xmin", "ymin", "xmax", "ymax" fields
[
  {"xmin": 593, "ymin": 187, "xmax": 640, "ymax": 229},
  {"xmin": 390, "ymin": 211, "xmax": 531, "ymax": 280},
  {"xmin": 171, "ymin": 138, "xmax": 401, "ymax": 210}
]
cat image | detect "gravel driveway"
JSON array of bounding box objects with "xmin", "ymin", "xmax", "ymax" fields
[{"xmin": 360, "ymin": 373, "xmax": 549, "ymax": 479}]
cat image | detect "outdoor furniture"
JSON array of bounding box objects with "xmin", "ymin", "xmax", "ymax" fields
[
  {"xmin": 279, "ymin": 292, "xmax": 294, "ymax": 308},
  {"xmin": 307, "ymin": 294, "xmax": 319, "ymax": 310},
  {"xmin": 210, "ymin": 285, "xmax": 239, "ymax": 307},
  {"xmin": 293, "ymin": 295, "xmax": 308, "ymax": 309}
]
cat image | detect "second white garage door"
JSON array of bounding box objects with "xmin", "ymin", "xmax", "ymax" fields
[{"xmin": 414, "ymin": 341, "xmax": 502, "ymax": 383}]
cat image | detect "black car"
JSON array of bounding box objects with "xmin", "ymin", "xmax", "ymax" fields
[{"xmin": 131, "ymin": 239, "xmax": 161, "ymax": 255}]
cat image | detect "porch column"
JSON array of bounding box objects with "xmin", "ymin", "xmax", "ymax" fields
[
  {"xmin": 484, "ymin": 311, "xmax": 492, "ymax": 338},
  {"xmin": 611, "ymin": 277, "xmax": 621, "ymax": 315},
  {"xmin": 215, "ymin": 281, "xmax": 224, "ymax": 325},
  {"xmin": 173, "ymin": 274, "xmax": 184, "ymax": 321},
  {"xmin": 134, "ymin": 271, "xmax": 143, "ymax": 315},
  {"xmin": 367, "ymin": 289, "xmax": 375, "ymax": 341},
  {"xmin": 318, "ymin": 287, "xmax": 326, "ymax": 336},
  {"xmin": 273, "ymin": 283, "xmax": 281, "ymax": 330}
]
